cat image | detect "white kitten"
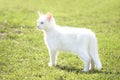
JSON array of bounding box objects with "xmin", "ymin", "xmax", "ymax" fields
[{"xmin": 37, "ymin": 12, "xmax": 102, "ymax": 72}]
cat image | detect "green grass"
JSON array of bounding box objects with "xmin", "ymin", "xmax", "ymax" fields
[{"xmin": 0, "ymin": 0, "xmax": 120, "ymax": 80}]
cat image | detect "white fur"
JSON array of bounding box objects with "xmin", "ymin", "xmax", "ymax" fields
[{"xmin": 37, "ymin": 12, "xmax": 102, "ymax": 72}]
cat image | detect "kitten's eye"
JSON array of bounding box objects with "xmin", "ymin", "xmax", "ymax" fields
[{"xmin": 40, "ymin": 22, "xmax": 44, "ymax": 24}]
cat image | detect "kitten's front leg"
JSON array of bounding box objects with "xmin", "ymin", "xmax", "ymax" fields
[{"xmin": 48, "ymin": 50, "xmax": 58, "ymax": 66}]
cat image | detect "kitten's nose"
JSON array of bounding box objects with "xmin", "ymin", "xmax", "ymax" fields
[{"xmin": 37, "ymin": 25, "xmax": 39, "ymax": 28}]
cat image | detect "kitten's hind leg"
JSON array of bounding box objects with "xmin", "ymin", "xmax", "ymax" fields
[
  {"xmin": 78, "ymin": 50, "xmax": 90, "ymax": 72},
  {"xmin": 48, "ymin": 50, "xmax": 58, "ymax": 66},
  {"xmin": 90, "ymin": 58, "xmax": 95, "ymax": 70}
]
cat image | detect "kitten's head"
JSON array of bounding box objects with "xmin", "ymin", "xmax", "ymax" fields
[{"xmin": 37, "ymin": 12, "xmax": 56, "ymax": 30}]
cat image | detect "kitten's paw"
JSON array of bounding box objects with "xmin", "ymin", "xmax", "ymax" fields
[
  {"xmin": 48, "ymin": 62, "xmax": 55, "ymax": 66},
  {"xmin": 82, "ymin": 70, "xmax": 89, "ymax": 72},
  {"xmin": 82, "ymin": 69, "xmax": 89, "ymax": 72}
]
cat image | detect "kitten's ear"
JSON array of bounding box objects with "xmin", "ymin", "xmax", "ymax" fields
[
  {"xmin": 46, "ymin": 12, "xmax": 52, "ymax": 22},
  {"xmin": 37, "ymin": 11, "xmax": 43, "ymax": 17}
]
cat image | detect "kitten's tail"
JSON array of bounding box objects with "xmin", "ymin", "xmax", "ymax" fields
[{"xmin": 89, "ymin": 33, "xmax": 102, "ymax": 70}]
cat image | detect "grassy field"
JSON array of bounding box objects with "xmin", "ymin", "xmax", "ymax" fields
[{"xmin": 0, "ymin": 0, "xmax": 120, "ymax": 80}]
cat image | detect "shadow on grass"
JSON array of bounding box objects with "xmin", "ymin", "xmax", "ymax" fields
[{"xmin": 56, "ymin": 65, "xmax": 111, "ymax": 74}]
